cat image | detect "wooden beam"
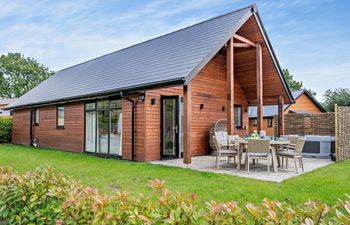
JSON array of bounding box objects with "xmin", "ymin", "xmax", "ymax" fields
[
  {"xmin": 278, "ymin": 95, "xmax": 285, "ymax": 137},
  {"xmin": 233, "ymin": 43, "xmax": 251, "ymax": 48},
  {"xmin": 256, "ymin": 43, "xmax": 263, "ymax": 132},
  {"xmin": 234, "ymin": 34, "xmax": 256, "ymax": 47},
  {"xmin": 183, "ymin": 84, "xmax": 192, "ymax": 164},
  {"xmin": 227, "ymin": 37, "xmax": 234, "ymax": 135}
]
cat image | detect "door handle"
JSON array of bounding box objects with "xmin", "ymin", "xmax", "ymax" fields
[{"xmin": 174, "ymin": 125, "xmax": 178, "ymax": 134}]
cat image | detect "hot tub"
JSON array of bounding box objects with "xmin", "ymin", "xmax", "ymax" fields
[{"xmin": 281, "ymin": 135, "xmax": 335, "ymax": 159}]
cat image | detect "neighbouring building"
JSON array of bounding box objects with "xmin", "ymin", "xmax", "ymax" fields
[
  {"xmin": 0, "ymin": 98, "xmax": 16, "ymax": 117},
  {"xmin": 7, "ymin": 5, "xmax": 294, "ymax": 163},
  {"xmin": 248, "ymin": 89, "xmax": 326, "ymax": 136}
]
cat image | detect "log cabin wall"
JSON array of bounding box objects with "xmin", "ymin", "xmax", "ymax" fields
[
  {"xmin": 121, "ymin": 97, "xmax": 145, "ymax": 161},
  {"xmin": 286, "ymin": 93, "xmax": 322, "ymax": 113},
  {"xmin": 12, "ymin": 102, "xmax": 85, "ymax": 152},
  {"xmin": 12, "ymin": 109, "xmax": 31, "ymax": 146},
  {"xmin": 249, "ymin": 117, "xmax": 274, "ymax": 136},
  {"xmin": 143, "ymin": 86, "xmax": 183, "ymax": 161},
  {"xmin": 190, "ymin": 53, "xmax": 249, "ymax": 156}
]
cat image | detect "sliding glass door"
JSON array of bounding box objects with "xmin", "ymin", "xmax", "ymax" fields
[{"xmin": 85, "ymin": 99, "xmax": 122, "ymax": 156}]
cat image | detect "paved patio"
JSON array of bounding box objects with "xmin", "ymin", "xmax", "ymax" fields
[{"xmin": 151, "ymin": 155, "xmax": 333, "ymax": 182}]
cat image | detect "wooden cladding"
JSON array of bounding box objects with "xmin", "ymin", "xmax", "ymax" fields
[
  {"xmin": 226, "ymin": 37, "xmax": 235, "ymax": 135},
  {"xmin": 234, "ymin": 16, "xmax": 291, "ymax": 104},
  {"xmin": 12, "ymin": 102, "xmax": 85, "ymax": 152}
]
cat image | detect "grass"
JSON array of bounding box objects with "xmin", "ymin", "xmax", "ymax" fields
[{"xmin": 0, "ymin": 143, "xmax": 349, "ymax": 205}]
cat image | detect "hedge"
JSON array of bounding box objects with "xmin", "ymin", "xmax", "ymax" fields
[
  {"xmin": 0, "ymin": 117, "xmax": 12, "ymax": 143},
  {"xmin": 0, "ymin": 167, "xmax": 349, "ymax": 224}
]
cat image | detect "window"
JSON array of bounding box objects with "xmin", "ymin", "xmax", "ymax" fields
[
  {"xmin": 57, "ymin": 105, "xmax": 64, "ymax": 128},
  {"xmin": 253, "ymin": 118, "xmax": 257, "ymax": 126},
  {"xmin": 234, "ymin": 105, "xmax": 242, "ymax": 128},
  {"xmin": 34, "ymin": 108, "xmax": 40, "ymax": 125},
  {"xmin": 267, "ymin": 117, "xmax": 273, "ymax": 127},
  {"xmin": 85, "ymin": 99, "xmax": 122, "ymax": 156}
]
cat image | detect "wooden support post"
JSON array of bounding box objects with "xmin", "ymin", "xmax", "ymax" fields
[
  {"xmin": 183, "ymin": 84, "xmax": 192, "ymax": 164},
  {"xmin": 256, "ymin": 43, "xmax": 263, "ymax": 132},
  {"xmin": 278, "ymin": 95, "xmax": 285, "ymax": 137},
  {"xmin": 227, "ymin": 37, "xmax": 235, "ymax": 135}
]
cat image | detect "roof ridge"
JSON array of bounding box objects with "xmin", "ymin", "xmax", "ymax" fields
[{"xmin": 57, "ymin": 4, "xmax": 255, "ymax": 73}]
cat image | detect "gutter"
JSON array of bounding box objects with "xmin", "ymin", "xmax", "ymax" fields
[{"xmin": 6, "ymin": 78, "xmax": 185, "ymax": 110}]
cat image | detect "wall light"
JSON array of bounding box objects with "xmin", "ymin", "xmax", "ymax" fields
[
  {"xmin": 200, "ymin": 104, "xmax": 204, "ymax": 110},
  {"xmin": 151, "ymin": 98, "xmax": 156, "ymax": 105}
]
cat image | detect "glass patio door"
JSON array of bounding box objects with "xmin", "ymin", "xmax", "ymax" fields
[{"xmin": 161, "ymin": 97, "xmax": 179, "ymax": 158}]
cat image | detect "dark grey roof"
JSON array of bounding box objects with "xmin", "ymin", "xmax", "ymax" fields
[
  {"xmin": 8, "ymin": 5, "xmax": 256, "ymax": 109},
  {"xmin": 0, "ymin": 98, "xmax": 16, "ymax": 105},
  {"xmin": 249, "ymin": 89, "xmax": 325, "ymax": 118}
]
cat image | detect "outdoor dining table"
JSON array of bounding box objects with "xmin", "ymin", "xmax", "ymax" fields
[{"xmin": 229, "ymin": 139, "xmax": 290, "ymax": 172}]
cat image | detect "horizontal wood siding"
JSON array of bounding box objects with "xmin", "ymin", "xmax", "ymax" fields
[
  {"xmin": 287, "ymin": 93, "xmax": 322, "ymax": 113},
  {"xmin": 190, "ymin": 54, "xmax": 249, "ymax": 155},
  {"xmin": 31, "ymin": 102, "xmax": 84, "ymax": 151},
  {"xmin": 121, "ymin": 97, "xmax": 145, "ymax": 161},
  {"xmin": 12, "ymin": 109, "xmax": 30, "ymax": 145},
  {"xmin": 144, "ymin": 86, "xmax": 183, "ymax": 161},
  {"xmin": 235, "ymin": 16, "xmax": 290, "ymax": 104},
  {"xmin": 249, "ymin": 117, "xmax": 274, "ymax": 136}
]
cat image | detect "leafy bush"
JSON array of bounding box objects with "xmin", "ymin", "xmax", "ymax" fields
[
  {"xmin": 0, "ymin": 167, "xmax": 349, "ymax": 224},
  {"xmin": 0, "ymin": 117, "xmax": 12, "ymax": 143}
]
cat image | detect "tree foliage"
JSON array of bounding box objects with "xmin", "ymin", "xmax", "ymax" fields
[
  {"xmin": 323, "ymin": 88, "xmax": 350, "ymax": 112},
  {"xmin": 282, "ymin": 69, "xmax": 316, "ymax": 97},
  {"xmin": 0, "ymin": 53, "xmax": 54, "ymax": 98}
]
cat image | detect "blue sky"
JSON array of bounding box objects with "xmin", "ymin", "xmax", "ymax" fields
[{"xmin": 0, "ymin": 0, "xmax": 349, "ymax": 101}]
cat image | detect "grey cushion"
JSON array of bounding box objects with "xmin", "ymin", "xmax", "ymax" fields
[
  {"xmin": 277, "ymin": 151, "xmax": 295, "ymax": 157},
  {"xmin": 248, "ymin": 153, "xmax": 270, "ymax": 157},
  {"xmin": 220, "ymin": 150, "xmax": 238, "ymax": 154}
]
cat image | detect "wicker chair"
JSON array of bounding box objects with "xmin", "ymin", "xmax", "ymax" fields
[
  {"xmin": 246, "ymin": 139, "xmax": 271, "ymax": 174},
  {"xmin": 213, "ymin": 132, "xmax": 238, "ymax": 169},
  {"xmin": 209, "ymin": 119, "xmax": 237, "ymax": 155},
  {"xmin": 277, "ymin": 138, "xmax": 305, "ymax": 174}
]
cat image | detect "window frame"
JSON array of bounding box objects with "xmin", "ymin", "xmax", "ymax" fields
[
  {"xmin": 56, "ymin": 104, "xmax": 65, "ymax": 129},
  {"xmin": 34, "ymin": 108, "xmax": 40, "ymax": 126},
  {"xmin": 234, "ymin": 104, "xmax": 242, "ymax": 129},
  {"xmin": 84, "ymin": 97, "xmax": 122, "ymax": 156},
  {"xmin": 253, "ymin": 118, "xmax": 258, "ymax": 126},
  {"xmin": 267, "ymin": 117, "xmax": 273, "ymax": 128}
]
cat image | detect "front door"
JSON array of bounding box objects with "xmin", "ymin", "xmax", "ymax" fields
[{"xmin": 161, "ymin": 96, "xmax": 180, "ymax": 158}]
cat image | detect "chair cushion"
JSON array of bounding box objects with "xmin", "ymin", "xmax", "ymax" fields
[
  {"xmin": 248, "ymin": 153, "xmax": 270, "ymax": 157},
  {"xmin": 277, "ymin": 151, "xmax": 294, "ymax": 157},
  {"xmin": 215, "ymin": 131, "xmax": 227, "ymax": 144},
  {"xmin": 220, "ymin": 150, "xmax": 238, "ymax": 154}
]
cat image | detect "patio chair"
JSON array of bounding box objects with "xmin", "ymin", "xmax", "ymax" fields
[
  {"xmin": 227, "ymin": 135, "xmax": 240, "ymax": 164},
  {"xmin": 213, "ymin": 132, "xmax": 238, "ymax": 169},
  {"xmin": 246, "ymin": 139, "xmax": 271, "ymax": 174},
  {"xmin": 277, "ymin": 138, "xmax": 305, "ymax": 174}
]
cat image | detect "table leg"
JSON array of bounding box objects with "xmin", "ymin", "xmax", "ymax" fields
[
  {"xmin": 271, "ymin": 146, "xmax": 278, "ymax": 173},
  {"xmin": 237, "ymin": 144, "xmax": 242, "ymax": 170}
]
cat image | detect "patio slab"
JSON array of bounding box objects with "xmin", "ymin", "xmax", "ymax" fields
[{"xmin": 151, "ymin": 155, "xmax": 333, "ymax": 182}]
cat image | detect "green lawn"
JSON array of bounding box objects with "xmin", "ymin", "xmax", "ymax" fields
[{"xmin": 0, "ymin": 144, "xmax": 349, "ymax": 205}]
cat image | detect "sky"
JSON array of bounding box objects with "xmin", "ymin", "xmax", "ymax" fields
[{"xmin": 0, "ymin": 0, "xmax": 349, "ymax": 101}]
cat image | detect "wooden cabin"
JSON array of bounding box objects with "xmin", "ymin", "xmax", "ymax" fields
[
  {"xmin": 7, "ymin": 5, "xmax": 293, "ymax": 163},
  {"xmin": 248, "ymin": 89, "xmax": 326, "ymax": 136}
]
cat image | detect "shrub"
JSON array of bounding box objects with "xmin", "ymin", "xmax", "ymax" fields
[
  {"xmin": 0, "ymin": 167, "xmax": 349, "ymax": 224},
  {"xmin": 0, "ymin": 117, "xmax": 12, "ymax": 143}
]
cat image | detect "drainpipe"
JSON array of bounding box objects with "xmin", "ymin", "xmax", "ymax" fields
[{"xmin": 120, "ymin": 91, "xmax": 135, "ymax": 161}]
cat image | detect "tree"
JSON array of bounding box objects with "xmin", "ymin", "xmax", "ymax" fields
[
  {"xmin": 323, "ymin": 88, "xmax": 350, "ymax": 112},
  {"xmin": 0, "ymin": 53, "xmax": 54, "ymax": 98},
  {"xmin": 282, "ymin": 68, "xmax": 316, "ymax": 97}
]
